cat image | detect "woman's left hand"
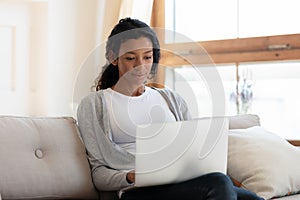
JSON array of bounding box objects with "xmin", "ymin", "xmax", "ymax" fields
[{"xmin": 126, "ymin": 170, "xmax": 135, "ymax": 184}]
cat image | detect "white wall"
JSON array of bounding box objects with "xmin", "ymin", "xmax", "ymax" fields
[
  {"xmin": 0, "ymin": 1, "xmax": 31, "ymax": 116},
  {"xmin": 0, "ymin": 0, "xmax": 121, "ymax": 117}
]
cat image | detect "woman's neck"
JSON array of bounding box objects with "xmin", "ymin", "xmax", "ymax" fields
[{"xmin": 111, "ymin": 84, "xmax": 145, "ymax": 97}]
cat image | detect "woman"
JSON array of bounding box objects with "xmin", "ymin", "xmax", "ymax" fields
[{"xmin": 77, "ymin": 17, "xmax": 263, "ymax": 200}]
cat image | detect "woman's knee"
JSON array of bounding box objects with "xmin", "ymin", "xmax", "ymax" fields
[
  {"xmin": 199, "ymin": 172, "xmax": 237, "ymax": 199},
  {"xmin": 203, "ymin": 172, "xmax": 236, "ymax": 194},
  {"xmin": 205, "ymin": 172, "xmax": 232, "ymax": 185}
]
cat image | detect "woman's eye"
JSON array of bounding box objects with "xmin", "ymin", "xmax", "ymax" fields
[
  {"xmin": 145, "ymin": 56, "xmax": 153, "ymax": 60},
  {"xmin": 125, "ymin": 57, "xmax": 135, "ymax": 61}
]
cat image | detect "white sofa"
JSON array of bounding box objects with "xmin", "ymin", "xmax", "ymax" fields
[{"xmin": 0, "ymin": 115, "xmax": 299, "ymax": 200}]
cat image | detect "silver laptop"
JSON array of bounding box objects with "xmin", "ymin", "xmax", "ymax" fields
[{"xmin": 135, "ymin": 117, "xmax": 229, "ymax": 187}]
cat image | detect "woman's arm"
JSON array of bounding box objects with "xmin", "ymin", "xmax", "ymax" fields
[{"xmin": 77, "ymin": 92, "xmax": 134, "ymax": 191}]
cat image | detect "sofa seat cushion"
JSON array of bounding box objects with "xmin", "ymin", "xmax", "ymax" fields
[{"xmin": 0, "ymin": 116, "xmax": 98, "ymax": 200}]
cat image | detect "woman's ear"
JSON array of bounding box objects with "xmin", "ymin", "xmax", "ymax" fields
[
  {"xmin": 108, "ymin": 50, "xmax": 118, "ymax": 66},
  {"xmin": 111, "ymin": 59, "xmax": 118, "ymax": 66}
]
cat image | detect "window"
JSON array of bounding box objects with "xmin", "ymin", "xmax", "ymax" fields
[
  {"xmin": 165, "ymin": 64, "xmax": 236, "ymax": 117},
  {"xmin": 238, "ymin": 0, "xmax": 300, "ymax": 38},
  {"xmin": 152, "ymin": 0, "xmax": 300, "ymax": 140},
  {"xmin": 164, "ymin": 61, "xmax": 300, "ymax": 140},
  {"xmin": 239, "ymin": 61, "xmax": 300, "ymax": 140},
  {"xmin": 165, "ymin": 0, "xmax": 237, "ymax": 42},
  {"xmin": 165, "ymin": 0, "xmax": 300, "ymax": 42}
]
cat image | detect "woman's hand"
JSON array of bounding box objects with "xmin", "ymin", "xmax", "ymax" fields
[{"xmin": 126, "ymin": 170, "xmax": 135, "ymax": 184}]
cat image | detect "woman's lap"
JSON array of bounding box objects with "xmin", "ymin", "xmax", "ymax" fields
[{"xmin": 121, "ymin": 172, "xmax": 263, "ymax": 200}]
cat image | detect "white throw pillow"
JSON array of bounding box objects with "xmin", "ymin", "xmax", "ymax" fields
[{"xmin": 227, "ymin": 126, "xmax": 300, "ymax": 200}]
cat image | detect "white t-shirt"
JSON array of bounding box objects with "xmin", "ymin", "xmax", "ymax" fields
[{"xmin": 103, "ymin": 86, "xmax": 176, "ymax": 153}]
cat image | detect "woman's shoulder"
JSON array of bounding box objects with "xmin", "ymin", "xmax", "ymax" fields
[
  {"xmin": 149, "ymin": 86, "xmax": 172, "ymax": 93},
  {"xmin": 150, "ymin": 87, "xmax": 181, "ymax": 99},
  {"xmin": 78, "ymin": 90, "xmax": 105, "ymax": 108}
]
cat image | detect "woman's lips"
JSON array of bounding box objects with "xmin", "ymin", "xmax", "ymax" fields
[{"xmin": 132, "ymin": 73, "xmax": 147, "ymax": 77}]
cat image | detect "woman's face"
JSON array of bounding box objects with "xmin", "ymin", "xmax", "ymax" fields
[{"xmin": 114, "ymin": 36, "xmax": 154, "ymax": 86}]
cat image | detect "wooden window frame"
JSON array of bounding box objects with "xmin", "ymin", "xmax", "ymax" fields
[
  {"xmin": 288, "ymin": 140, "xmax": 300, "ymax": 147},
  {"xmin": 160, "ymin": 34, "xmax": 300, "ymax": 66}
]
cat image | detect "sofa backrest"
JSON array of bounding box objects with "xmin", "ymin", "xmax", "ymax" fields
[{"xmin": 0, "ymin": 116, "xmax": 98, "ymax": 200}]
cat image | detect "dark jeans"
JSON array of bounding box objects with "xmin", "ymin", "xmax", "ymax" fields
[{"xmin": 121, "ymin": 172, "xmax": 264, "ymax": 200}]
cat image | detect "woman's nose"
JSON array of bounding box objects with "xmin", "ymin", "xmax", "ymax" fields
[{"xmin": 134, "ymin": 57, "xmax": 144, "ymax": 68}]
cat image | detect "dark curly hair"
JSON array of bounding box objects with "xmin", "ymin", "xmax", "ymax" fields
[{"xmin": 95, "ymin": 17, "xmax": 160, "ymax": 91}]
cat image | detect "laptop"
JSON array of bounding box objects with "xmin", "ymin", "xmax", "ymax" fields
[{"xmin": 134, "ymin": 117, "xmax": 229, "ymax": 187}]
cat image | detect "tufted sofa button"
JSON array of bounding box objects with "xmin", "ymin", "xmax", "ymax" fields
[{"xmin": 35, "ymin": 149, "xmax": 44, "ymax": 159}]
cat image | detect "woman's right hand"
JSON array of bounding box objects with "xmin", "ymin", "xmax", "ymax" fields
[{"xmin": 126, "ymin": 170, "xmax": 135, "ymax": 184}]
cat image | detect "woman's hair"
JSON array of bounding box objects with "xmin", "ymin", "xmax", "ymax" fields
[{"xmin": 95, "ymin": 17, "xmax": 160, "ymax": 91}]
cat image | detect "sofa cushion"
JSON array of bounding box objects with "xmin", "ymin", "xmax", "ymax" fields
[
  {"xmin": 0, "ymin": 116, "xmax": 98, "ymax": 200},
  {"xmin": 227, "ymin": 126, "xmax": 300, "ymax": 200},
  {"xmin": 228, "ymin": 114, "xmax": 260, "ymax": 129},
  {"xmin": 197, "ymin": 114, "xmax": 260, "ymax": 129}
]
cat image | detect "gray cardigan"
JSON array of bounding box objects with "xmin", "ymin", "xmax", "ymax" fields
[{"xmin": 77, "ymin": 87, "xmax": 191, "ymax": 191}]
